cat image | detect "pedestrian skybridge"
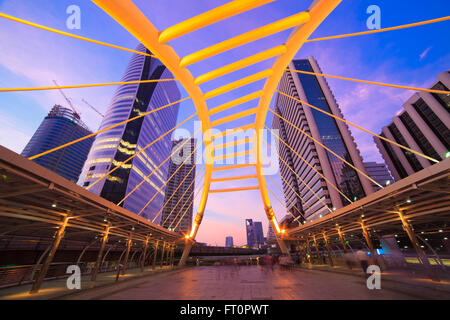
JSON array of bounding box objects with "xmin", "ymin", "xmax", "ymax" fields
[{"xmin": 0, "ymin": 0, "xmax": 449, "ymax": 294}]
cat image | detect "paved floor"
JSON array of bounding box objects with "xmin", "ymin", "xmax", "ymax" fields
[{"xmin": 64, "ymin": 265, "xmax": 427, "ymax": 300}]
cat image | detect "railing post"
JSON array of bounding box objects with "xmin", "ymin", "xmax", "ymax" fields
[
  {"xmin": 141, "ymin": 237, "xmax": 149, "ymax": 272},
  {"xmin": 322, "ymin": 232, "xmax": 334, "ymax": 267},
  {"xmin": 398, "ymin": 210, "xmax": 440, "ymax": 282},
  {"xmin": 30, "ymin": 215, "xmax": 69, "ymax": 294},
  {"xmin": 91, "ymin": 224, "xmax": 110, "ymax": 283},
  {"xmin": 152, "ymin": 240, "xmax": 159, "ymax": 269}
]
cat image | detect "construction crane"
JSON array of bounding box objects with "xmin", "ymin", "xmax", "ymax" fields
[
  {"xmin": 82, "ymin": 99, "xmax": 105, "ymax": 118},
  {"xmin": 52, "ymin": 80, "xmax": 81, "ymax": 119}
]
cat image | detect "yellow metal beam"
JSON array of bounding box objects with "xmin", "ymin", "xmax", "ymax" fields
[
  {"xmin": 213, "ymin": 163, "xmax": 256, "ymax": 171},
  {"xmin": 180, "ymin": 11, "xmax": 311, "ymax": 67},
  {"xmin": 213, "ymin": 137, "xmax": 253, "ymax": 150},
  {"xmin": 211, "ymin": 107, "xmax": 258, "ymax": 127},
  {"xmin": 208, "ymin": 91, "xmax": 262, "ymax": 115},
  {"xmin": 158, "ymin": 0, "xmax": 275, "ymax": 43},
  {"xmin": 195, "ymin": 45, "xmax": 286, "ymax": 85},
  {"xmin": 211, "ymin": 174, "xmax": 258, "ymax": 183},
  {"xmin": 210, "ymin": 186, "xmax": 260, "ymax": 194},
  {"xmin": 204, "ymin": 69, "xmax": 273, "ymax": 100},
  {"xmin": 212, "ymin": 124, "xmax": 254, "ymax": 139},
  {"xmin": 214, "ymin": 149, "xmax": 253, "ymax": 161}
]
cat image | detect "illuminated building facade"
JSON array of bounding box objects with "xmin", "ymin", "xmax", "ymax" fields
[
  {"xmin": 374, "ymin": 71, "xmax": 450, "ymax": 181},
  {"xmin": 22, "ymin": 105, "xmax": 94, "ymax": 182},
  {"xmin": 273, "ymin": 57, "xmax": 374, "ymax": 221},
  {"xmin": 78, "ymin": 44, "xmax": 180, "ymax": 222},
  {"xmin": 160, "ymin": 139, "xmax": 196, "ymax": 233}
]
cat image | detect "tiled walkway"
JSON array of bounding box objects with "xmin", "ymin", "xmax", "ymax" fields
[{"xmin": 63, "ymin": 265, "xmax": 435, "ymax": 300}]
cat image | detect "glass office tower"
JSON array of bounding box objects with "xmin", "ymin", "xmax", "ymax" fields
[
  {"xmin": 22, "ymin": 105, "xmax": 94, "ymax": 182},
  {"xmin": 273, "ymin": 57, "xmax": 374, "ymax": 221},
  {"xmin": 78, "ymin": 44, "xmax": 180, "ymax": 222},
  {"xmin": 246, "ymin": 219, "xmax": 264, "ymax": 248}
]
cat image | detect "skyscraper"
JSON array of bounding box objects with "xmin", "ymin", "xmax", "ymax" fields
[
  {"xmin": 225, "ymin": 236, "xmax": 234, "ymax": 247},
  {"xmin": 364, "ymin": 161, "xmax": 394, "ymax": 190},
  {"xmin": 374, "ymin": 71, "xmax": 449, "ymax": 181},
  {"xmin": 246, "ymin": 219, "xmax": 264, "ymax": 248},
  {"xmin": 273, "ymin": 57, "xmax": 374, "ymax": 221},
  {"xmin": 22, "ymin": 105, "xmax": 94, "ymax": 182},
  {"xmin": 78, "ymin": 44, "xmax": 180, "ymax": 222},
  {"xmin": 160, "ymin": 139, "xmax": 196, "ymax": 233}
]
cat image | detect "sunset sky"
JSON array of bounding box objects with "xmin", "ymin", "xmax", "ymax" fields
[{"xmin": 0, "ymin": 0, "xmax": 449, "ymax": 246}]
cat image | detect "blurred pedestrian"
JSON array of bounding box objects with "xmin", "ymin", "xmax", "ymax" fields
[{"xmin": 356, "ymin": 250, "xmax": 369, "ymax": 273}]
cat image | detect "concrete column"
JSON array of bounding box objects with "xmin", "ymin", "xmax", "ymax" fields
[
  {"xmin": 392, "ymin": 116, "xmax": 429, "ymax": 168},
  {"xmin": 398, "ymin": 210, "xmax": 439, "ymax": 282},
  {"xmin": 322, "ymin": 232, "xmax": 334, "ymax": 267},
  {"xmin": 91, "ymin": 225, "xmax": 110, "ymax": 282},
  {"xmin": 404, "ymin": 102, "xmax": 447, "ymax": 157},
  {"xmin": 382, "ymin": 126, "xmax": 415, "ymax": 175},
  {"xmin": 418, "ymin": 92, "xmax": 450, "ymax": 129},
  {"xmin": 361, "ymin": 222, "xmax": 375, "ymax": 254},
  {"xmin": 30, "ymin": 215, "xmax": 69, "ymax": 294}
]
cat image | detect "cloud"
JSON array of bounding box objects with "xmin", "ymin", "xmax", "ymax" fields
[
  {"xmin": 419, "ymin": 47, "xmax": 432, "ymax": 60},
  {"xmin": 0, "ymin": 110, "xmax": 32, "ymax": 153}
]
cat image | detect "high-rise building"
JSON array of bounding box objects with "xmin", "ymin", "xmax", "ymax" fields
[
  {"xmin": 374, "ymin": 71, "xmax": 450, "ymax": 181},
  {"xmin": 22, "ymin": 105, "xmax": 94, "ymax": 182},
  {"xmin": 78, "ymin": 44, "xmax": 180, "ymax": 222},
  {"xmin": 266, "ymin": 224, "xmax": 276, "ymax": 243},
  {"xmin": 160, "ymin": 139, "xmax": 196, "ymax": 233},
  {"xmin": 364, "ymin": 161, "xmax": 394, "ymax": 190},
  {"xmin": 225, "ymin": 236, "xmax": 234, "ymax": 247},
  {"xmin": 246, "ymin": 219, "xmax": 264, "ymax": 248},
  {"xmin": 273, "ymin": 57, "xmax": 374, "ymax": 221}
]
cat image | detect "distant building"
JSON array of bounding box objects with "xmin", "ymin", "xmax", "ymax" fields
[
  {"xmin": 246, "ymin": 219, "xmax": 264, "ymax": 248},
  {"xmin": 225, "ymin": 236, "xmax": 234, "ymax": 247},
  {"xmin": 21, "ymin": 105, "xmax": 94, "ymax": 182},
  {"xmin": 273, "ymin": 57, "xmax": 374, "ymax": 223},
  {"xmin": 266, "ymin": 224, "xmax": 276, "ymax": 243},
  {"xmin": 78, "ymin": 44, "xmax": 180, "ymax": 222},
  {"xmin": 364, "ymin": 162, "xmax": 394, "ymax": 190},
  {"xmin": 374, "ymin": 71, "xmax": 450, "ymax": 181},
  {"xmin": 161, "ymin": 139, "xmax": 196, "ymax": 233}
]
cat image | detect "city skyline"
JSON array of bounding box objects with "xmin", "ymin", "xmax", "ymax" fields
[{"xmin": 0, "ymin": 0, "xmax": 449, "ymax": 246}]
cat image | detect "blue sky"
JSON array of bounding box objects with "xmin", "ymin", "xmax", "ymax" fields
[{"xmin": 0, "ymin": 0, "xmax": 449, "ymax": 245}]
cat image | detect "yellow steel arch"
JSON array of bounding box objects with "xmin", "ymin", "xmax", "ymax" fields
[{"xmin": 92, "ymin": 0, "xmax": 341, "ymax": 262}]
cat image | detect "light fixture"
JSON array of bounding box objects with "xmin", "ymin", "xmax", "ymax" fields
[{"xmin": 406, "ymin": 199, "xmax": 412, "ymax": 204}]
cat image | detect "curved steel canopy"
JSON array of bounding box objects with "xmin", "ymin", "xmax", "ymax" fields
[{"xmin": 92, "ymin": 0, "xmax": 342, "ymax": 262}]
